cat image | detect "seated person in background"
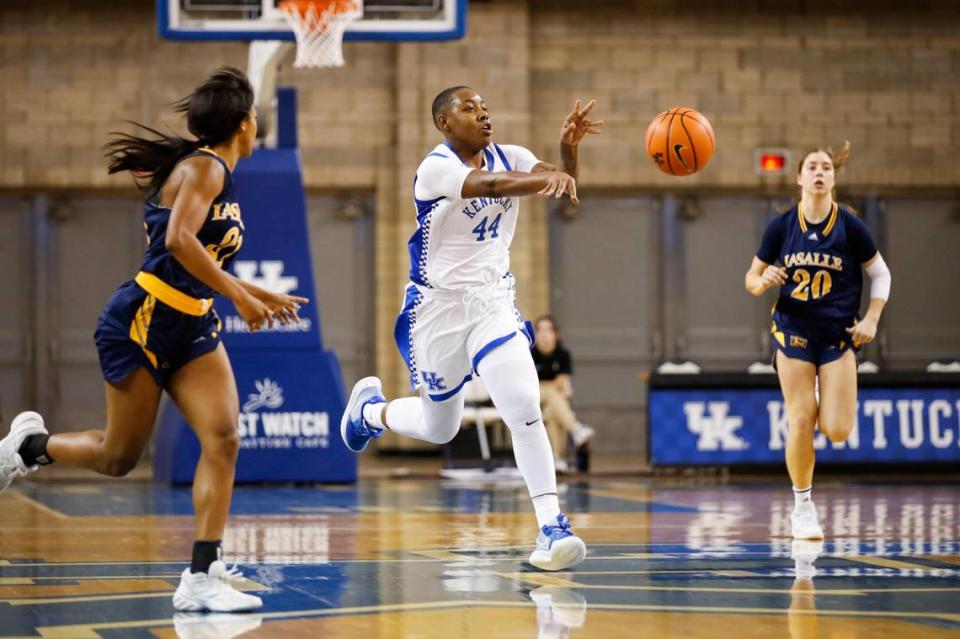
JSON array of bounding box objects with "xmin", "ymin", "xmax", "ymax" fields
[{"xmin": 532, "ymin": 315, "xmax": 594, "ymax": 472}]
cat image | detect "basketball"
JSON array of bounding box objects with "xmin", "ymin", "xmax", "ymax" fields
[{"xmin": 645, "ymin": 108, "xmax": 715, "ymax": 176}]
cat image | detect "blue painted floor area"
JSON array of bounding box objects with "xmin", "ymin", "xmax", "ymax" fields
[{"xmin": 2, "ymin": 478, "xmax": 959, "ymax": 638}]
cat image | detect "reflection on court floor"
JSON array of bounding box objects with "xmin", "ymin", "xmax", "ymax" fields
[{"xmin": 1, "ymin": 479, "xmax": 958, "ymax": 638}]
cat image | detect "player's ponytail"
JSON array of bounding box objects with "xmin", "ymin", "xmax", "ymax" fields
[
  {"xmin": 104, "ymin": 67, "xmax": 254, "ymax": 198},
  {"xmin": 796, "ymin": 140, "xmax": 851, "ymax": 175},
  {"xmin": 826, "ymin": 140, "xmax": 851, "ymax": 172}
]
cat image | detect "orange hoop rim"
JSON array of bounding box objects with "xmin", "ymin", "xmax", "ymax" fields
[{"xmin": 278, "ymin": 0, "xmax": 359, "ymax": 18}]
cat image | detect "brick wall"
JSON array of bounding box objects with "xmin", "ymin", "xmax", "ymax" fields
[{"xmin": 2, "ymin": 1, "xmax": 958, "ymax": 403}]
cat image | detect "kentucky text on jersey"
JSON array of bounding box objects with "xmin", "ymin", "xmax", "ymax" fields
[
  {"xmin": 461, "ymin": 196, "xmax": 513, "ymax": 219},
  {"xmin": 407, "ymin": 140, "xmax": 539, "ymax": 290}
]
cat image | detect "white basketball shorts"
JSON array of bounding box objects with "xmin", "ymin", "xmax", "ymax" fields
[{"xmin": 393, "ymin": 276, "xmax": 534, "ymax": 401}]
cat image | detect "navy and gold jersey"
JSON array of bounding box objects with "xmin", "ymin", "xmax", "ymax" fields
[
  {"xmin": 94, "ymin": 147, "xmax": 242, "ymax": 387},
  {"xmin": 140, "ymin": 148, "xmax": 244, "ymax": 300},
  {"xmin": 757, "ymin": 203, "xmax": 878, "ymax": 325}
]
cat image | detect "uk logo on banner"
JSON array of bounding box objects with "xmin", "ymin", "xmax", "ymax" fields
[
  {"xmin": 233, "ymin": 260, "xmax": 299, "ymax": 294},
  {"xmin": 683, "ymin": 401, "xmax": 749, "ymax": 451},
  {"xmin": 650, "ymin": 387, "xmax": 960, "ymax": 465}
]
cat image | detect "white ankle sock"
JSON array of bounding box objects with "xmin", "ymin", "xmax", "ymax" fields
[
  {"xmin": 532, "ymin": 493, "xmax": 561, "ymax": 528},
  {"xmin": 793, "ymin": 485, "xmax": 812, "ymax": 509},
  {"xmin": 362, "ymin": 401, "xmax": 386, "ymax": 429}
]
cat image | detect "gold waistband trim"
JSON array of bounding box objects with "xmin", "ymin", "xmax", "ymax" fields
[{"xmin": 134, "ymin": 271, "xmax": 213, "ymax": 317}]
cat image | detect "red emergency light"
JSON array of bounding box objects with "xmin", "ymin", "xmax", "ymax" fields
[{"xmin": 754, "ymin": 148, "xmax": 791, "ymax": 175}]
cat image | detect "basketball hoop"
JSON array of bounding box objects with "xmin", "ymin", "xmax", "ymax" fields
[{"xmin": 278, "ymin": 0, "xmax": 362, "ymax": 68}]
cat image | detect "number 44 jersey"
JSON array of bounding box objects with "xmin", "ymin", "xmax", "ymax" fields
[
  {"xmin": 757, "ymin": 202, "xmax": 879, "ymax": 326},
  {"xmin": 408, "ymin": 141, "xmax": 540, "ymax": 291}
]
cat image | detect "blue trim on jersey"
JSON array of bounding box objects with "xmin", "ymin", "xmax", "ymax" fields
[
  {"xmin": 441, "ymin": 140, "xmax": 496, "ymax": 171},
  {"xmin": 409, "ymin": 177, "xmax": 444, "ymax": 287},
  {"xmin": 483, "ymin": 148, "xmax": 495, "ymax": 172},
  {"xmin": 442, "ymin": 140, "xmax": 467, "ymax": 166},
  {"xmin": 426, "ymin": 152, "xmax": 448, "ymax": 159},
  {"xmin": 493, "ymin": 144, "xmax": 512, "ymax": 171}
]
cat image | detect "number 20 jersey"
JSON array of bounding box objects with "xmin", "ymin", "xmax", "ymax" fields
[
  {"xmin": 756, "ymin": 203, "xmax": 878, "ymax": 325},
  {"xmin": 408, "ymin": 141, "xmax": 540, "ymax": 291}
]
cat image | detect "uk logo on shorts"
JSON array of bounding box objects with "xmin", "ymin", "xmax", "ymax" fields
[{"xmin": 422, "ymin": 371, "xmax": 447, "ymax": 392}]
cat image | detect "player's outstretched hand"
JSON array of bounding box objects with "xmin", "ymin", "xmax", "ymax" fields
[
  {"xmin": 761, "ymin": 265, "xmax": 788, "ymax": 290},
  {"xmin": 234, "ymin": 291, "xmax": 275, "ymax": 332},
  {"xmin": 538, "ymin": 171, "xmax": 579, "ymax": 204},
  {"xmin": 846, "ymin": 316, "xmax": 877, "ymax": 348},
  {"xmin": 261, "ymin": 291, "xmax": 310, "ymax": 326},
  {"xmin": 560, "ymin": 99, "xmax": 603, "ymax": 146}
]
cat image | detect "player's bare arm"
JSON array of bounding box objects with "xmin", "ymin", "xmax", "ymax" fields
[
  {"xmin": 745, "ymin": 256, "xmax": 787, "ymax": 296},
  {"xmin": 461, "ymin": 168, "xmax": 578, "ymax": 203}
]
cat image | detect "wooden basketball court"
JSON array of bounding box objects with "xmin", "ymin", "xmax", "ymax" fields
[{"xmin": 2, "ymin": 476, "xmax": 957, "ymax": 638}]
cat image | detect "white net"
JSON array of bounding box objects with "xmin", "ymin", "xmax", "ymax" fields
[{"xmin": 280, "ymin": 1, "xmax": 362, "ymax": 69}]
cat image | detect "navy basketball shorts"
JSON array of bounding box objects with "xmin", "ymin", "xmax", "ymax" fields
[
  {"xmin": 770, "ymin": 310, "xmax": 856, "ymax": 369},
  {"xmin": 94, "ymin": 277, "xmax": 222, "ymax": 387}
]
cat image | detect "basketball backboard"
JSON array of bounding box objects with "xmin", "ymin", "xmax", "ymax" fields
[{"xmin": 157, "ymin": 0, "xmax": 466, "ymax": 41}]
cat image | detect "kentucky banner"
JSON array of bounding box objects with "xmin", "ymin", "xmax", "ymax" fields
[
  {"xmin": 650, "ymin": 386, "xmax": 960, "ymax": 464},
  {"xmin": 213, "ymin": 148, "xmax": 322, "ymax": 351}
]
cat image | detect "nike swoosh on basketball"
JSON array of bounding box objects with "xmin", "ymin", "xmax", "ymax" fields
[{"xmin": 673, "ymin": 143, "xmax": 690, "ymax": 170}]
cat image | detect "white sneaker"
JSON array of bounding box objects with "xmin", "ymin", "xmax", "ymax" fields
[
  {"xmin": 529, "ymin": 514, "xmax": 587, "ymax": 571},
  {"xmin": 173, "ymin": 562, "xmax": 264, "ymax": 612},
  {"xmin": 0, "ymin": 411, "xmax": 48, "ymax": 493},
  {"xmin": 571, "ymin": 423, "xmax": 595, "ymax": 448},
  {"xmin": 791, "ymin": 502, "xmax": 824, "ymax": 540},
  {"xmin": 173, "ymin": 612, "xmax": 263, "ymax": 638},
  {"xmin": 554, "ymin": 458, "xmax": 570, "ymax": 474}
]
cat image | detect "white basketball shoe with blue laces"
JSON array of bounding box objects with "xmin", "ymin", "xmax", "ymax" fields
[
  {"xmin": 340, "ymin": 377, "xmax": 386, "ymax": 453},
  {"xmin": 529, "ymin": 513, "xmax": 587, "ymax": 571}
]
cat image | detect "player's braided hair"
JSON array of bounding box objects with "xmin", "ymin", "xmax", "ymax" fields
[{"xmin": 104, "ymin": 67, "xmax": 254, "ymax": 198}]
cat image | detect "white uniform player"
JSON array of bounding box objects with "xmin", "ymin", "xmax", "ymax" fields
[
  {"xmin": 340, "ymin": 87, "xmax": 602, "ymax": 571},
  {"xmin": 397, "ymin": 140, "xmax": 539, "ymax": 401}
]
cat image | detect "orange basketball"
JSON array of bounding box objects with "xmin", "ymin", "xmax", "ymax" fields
[{"xmin": 645, "ymin": 108, "xmax": 715, "ymax": 176}]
